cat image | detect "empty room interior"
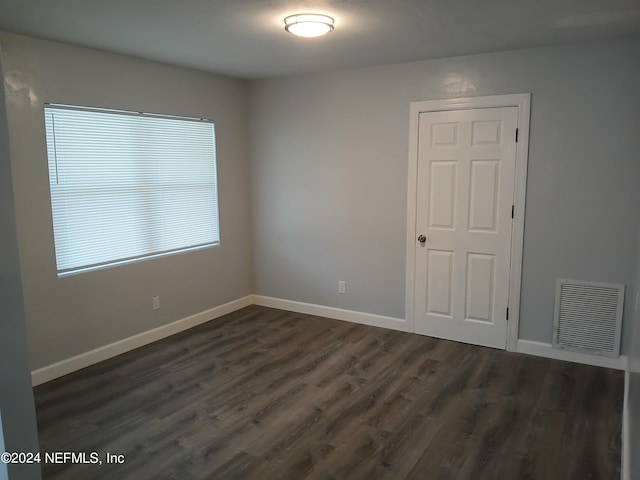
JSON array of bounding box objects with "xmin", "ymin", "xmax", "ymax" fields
[{"xmin": 1, "ymin": 1, "xmax": 640, "ymax": 479}]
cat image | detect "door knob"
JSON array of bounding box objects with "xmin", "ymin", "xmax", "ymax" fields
[{"xmin": 417, "ymin": 235, "xmax": 426, "ymax": 243}]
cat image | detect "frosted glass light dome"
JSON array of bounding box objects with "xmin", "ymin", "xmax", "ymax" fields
[{"xmin": 284, "ymin": 14, "xmax": 335, "ymax": 37}]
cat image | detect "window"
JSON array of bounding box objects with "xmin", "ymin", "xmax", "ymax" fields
[{"xmin": 44, "ymin": 104, "xmax": 219, "ymax": 277}]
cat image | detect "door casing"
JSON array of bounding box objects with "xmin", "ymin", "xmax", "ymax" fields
[{"xmin": 405, "ymin": 93, "xmax": 531, "ymax": 352}]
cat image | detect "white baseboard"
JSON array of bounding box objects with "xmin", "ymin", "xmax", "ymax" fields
[
  {"xmin": 623, "ymin": 367, "xmax": 630, "ymax": 480},
  {"xmin": 32, "ymin": 295, "xmax": 630, "ymax": 386},
  {"xmin": 31, "ymin": 295, "xmax": 253, "ymax": 386},
  {"xmin": 252, "ymin": 295, "xmax": 408, "ymax": 333},
  {"xmin": 515, "ymin": 339, "xmax": 628, "ymax": 370}
]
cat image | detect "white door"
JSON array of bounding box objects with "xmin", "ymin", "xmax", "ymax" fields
[{"xmin": 413, "ymin": 107, "xmax": 518, "ymax": 349}]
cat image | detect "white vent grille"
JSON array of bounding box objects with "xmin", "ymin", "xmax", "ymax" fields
[{"xmin": 553, "ymin": 279, "xmax": 624, "ymax": 357}]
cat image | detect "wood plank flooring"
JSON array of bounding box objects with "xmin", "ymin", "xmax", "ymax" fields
[{"xmin": 34, "ymin": 305, "xmax": 623, "ymax": 479}]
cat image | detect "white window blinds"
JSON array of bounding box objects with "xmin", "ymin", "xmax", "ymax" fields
[{"xmin": 44, "ymin": 104, "xmax": 219, "ymax": 276}]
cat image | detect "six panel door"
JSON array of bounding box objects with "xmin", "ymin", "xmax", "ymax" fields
[{"xmin": 414, "ymin": 107, "xmax": 518, "ymax": 349}]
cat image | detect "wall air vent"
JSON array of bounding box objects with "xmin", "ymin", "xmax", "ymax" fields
[{"xmin": 553, "ymin": 279, "xmax": 624, "ymax": 357}]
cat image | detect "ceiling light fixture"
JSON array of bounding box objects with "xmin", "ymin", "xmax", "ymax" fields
[{"xmin": 284, "ymin": 13, "xmax": 335, "ymax": 38}]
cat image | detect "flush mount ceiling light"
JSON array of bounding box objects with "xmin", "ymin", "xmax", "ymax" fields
[{"xmin": 284, "ymin": 13, "xmax": 335, "ymax": 37}]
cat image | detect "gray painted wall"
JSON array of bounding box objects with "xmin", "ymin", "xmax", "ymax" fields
[
  {"xmin": 0, "ymin": 32, "xmax": 253, "ymax": 369},
  {"xmin": 628, "ymin": 226, "xmax": 640, "ymax": 479},
  {"xmin": 249, "ymin": 37, "xmax": 640, "ymax": 352},
  {"xmin": 0, "ymin": 52, "xmax": 41, "ymax": 480}
]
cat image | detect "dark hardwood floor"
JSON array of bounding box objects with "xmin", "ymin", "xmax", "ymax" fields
[{"xmin": 34, "ymin": 305, "xmax": 623, "ymax": 480}]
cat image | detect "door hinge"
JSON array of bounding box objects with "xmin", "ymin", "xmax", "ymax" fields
[
  {"xmin": 511, "ymin": 205, "xmax": 514, "ymax": 218},
  {"xmin": 506, "ymin": 308, "xmax": 509, "ymax": 321},
  {"xmin": 515, "ymin": 128, "xmax": 519, "ymax": 143}
]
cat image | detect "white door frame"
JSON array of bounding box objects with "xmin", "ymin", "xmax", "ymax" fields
[{"xmin": 405, "ymin": 93, "xmax": 531, "ymax": 351}]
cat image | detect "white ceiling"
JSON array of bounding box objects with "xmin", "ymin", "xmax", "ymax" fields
[{"xmin": 0, "ymin": 0, "xmax": 639, "ymax": 79}]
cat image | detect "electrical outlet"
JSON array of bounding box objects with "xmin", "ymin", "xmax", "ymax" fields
[
  {"xmin": 338, "ymin": 281, "xmax": 346, "ymax": 294},
  {"xmin": 152, "ymin": 296, "xmax": 160, "ymax": 310}
]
